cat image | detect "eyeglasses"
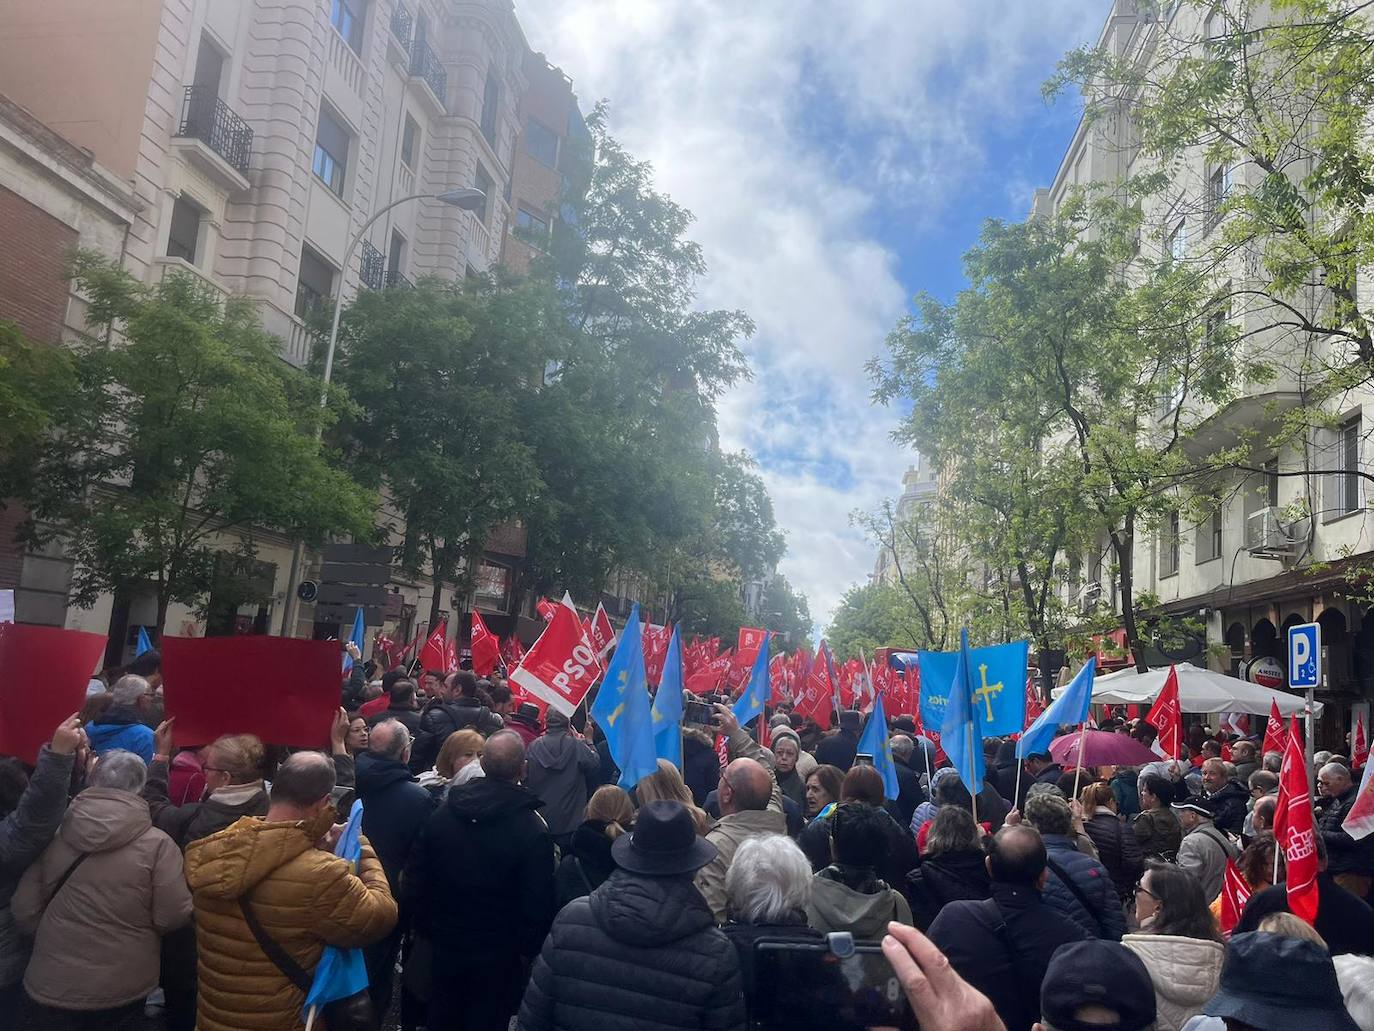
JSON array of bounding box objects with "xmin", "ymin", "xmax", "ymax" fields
[{"xmin": 1133, "ymin": 880, "xmax": 1160, "ymax": 901}]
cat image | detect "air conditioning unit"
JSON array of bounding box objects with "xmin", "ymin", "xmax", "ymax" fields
[
  {"xmin": 1245, "ymin": 507, "xmax": 1296, "ymax": 558},
  {"xmin": 1080, "ymin": 581, "xmax": 1104, "ymax": 612}
]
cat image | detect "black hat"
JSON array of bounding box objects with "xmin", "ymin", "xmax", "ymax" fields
[
  {"xmin": 1171, "ymin": 795, "xmax": 1217, "ymax": 818},
  {"xmin": 612, "ymin": 799, "xmax": 717, "ymax": 877},
  {"xmin": 892, "ymin": 715, "xmax": 916, "ymax": 734},
  {"xmin": 517, "ymin": 702, "xmax": 541, "ymax": 722},
  {"xmin": 838, "ymin": 710, "xmax": 861, "ymax": 732},
  {"xmin": 1204, "ymin": 932, "xmax": 1358, "ymax": 1031},
  {"xmin": 1041, "ymin": 940, "xmax": 1156, "ymax": 1031}
]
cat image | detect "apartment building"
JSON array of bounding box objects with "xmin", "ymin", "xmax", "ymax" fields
[
  {"xmin": 1036, "ymin": 0, "xmax": 1372, "ymax": 742},
  {"xmin": 872, "ymin": 454, "xmax": 940, "ymax": 585},
  {"xmin": 0, "ymin": 0, "xmax": 584, "ymax": 661}
]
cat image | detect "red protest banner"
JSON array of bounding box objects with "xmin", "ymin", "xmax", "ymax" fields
[
  {"xmin": 1274, "ymin": 714, "xmax": 1319, "ymax": 924},
  {"xmin": 1144, "ymin": 665, "xmax": 1183, "ymax": 760},
  {"xmin": 509, "ymin": 596, "xmax": 602, "ymax": 716},
  {"xmin": 0, "ymin": 623, "xmax": 106, "ymax": 763},
  {"xmin": 162, "ymin": 636, "xmax": 339, "ymax": 748},
  {"xmin": 736, "ymin": 627, "xmax": 766, "ymax": 666},
  {"xmin": 469, "ymin": 612, "xmax": 501, "ymax": 678}
]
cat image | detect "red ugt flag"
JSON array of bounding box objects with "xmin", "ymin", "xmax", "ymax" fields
[
  {"xmin": 469, "ymin": 611, "xmax": 501, "ymax": 678},
  {"xmin": 1144, "ymin": 665, "xmax": 1183, "ymax": 760},
  {"xmin": 1273, "ymin": 715, "xmax": 1319, "ymax": 924},
  {"xmin": 1262, "ymin": 699, "xmax": 1286, "ymax": 756},
  {"xmin": 1219, "ymin": 857, "xmax": 1251, "ymax": 938}
]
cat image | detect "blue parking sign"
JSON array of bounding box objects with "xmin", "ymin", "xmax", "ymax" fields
[{"xmin": 1287, "ymin": 623, "xmax": 1321, "ymax": 690}]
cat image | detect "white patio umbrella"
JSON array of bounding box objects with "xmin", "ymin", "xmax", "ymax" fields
[{"xmin": 1053, "ymin": 661, "xmax": 1322, "ymax": 717}]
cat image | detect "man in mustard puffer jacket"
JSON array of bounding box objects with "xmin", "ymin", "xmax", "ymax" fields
[{"xmin": 184, "ymin": 751, "xmax": 397, "ymax": 1031}]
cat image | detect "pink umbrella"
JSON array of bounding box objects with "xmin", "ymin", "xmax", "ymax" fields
[{"xmin": 1049, "ymin": 729, "xmax": 1159, "ymax": 768}]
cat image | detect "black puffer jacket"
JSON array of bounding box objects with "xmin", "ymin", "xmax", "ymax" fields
[
  {"xmin": 904, "ymin": 848, "xmax": 991, "ymax": 931},
  {"xmin": 410, "ymin": 697, "xmax": 504, "ymax": 772},
  {"xmin": 1082, "ymin": 810, "xmax": 1143, "ymax": 902},
  {"xmin": 554, "ymin": 819, "xmax": 619, "ymax": 909},
  {"xmin": 354, "ymin": 751, "xmax": 436, "ymax": 891},
  {"xmin": 1317, "ymin": 785, "xmax": 1374, "ymax": 876},
  {"xmin": 1205, "ymin": 780, "xmax": 1249, "ymax": 836},
  {"xmin": 519, "ymin": 868, "xmax": 746, "ymax": 1031}
]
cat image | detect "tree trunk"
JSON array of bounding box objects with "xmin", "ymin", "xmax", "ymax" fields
[
  {"xmin": 428, "ymin": 537, "xmax": 450, "ymax": 632},
  {"xmin": 1113, "ymin": 513, "xmax": 1149, "ymax": 673},
  {"xmin": 155, "ymin": 589, "xmax": 170, "ymax": 639}
]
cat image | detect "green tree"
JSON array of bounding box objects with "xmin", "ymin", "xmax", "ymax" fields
[
  {"xmin": 329, "ymin": 277, "xmax": 552, "ymax": 627},
  {"xmin": 826, "ymin": 580, "xmax": 926, "ymax": 660},
  {"xmin": 0, "ymin": 253, "xmax": 372, "ymax": 632},
  {"xmin": 760, "ymin": 574, "xmax": 813, "ymax": 650}
]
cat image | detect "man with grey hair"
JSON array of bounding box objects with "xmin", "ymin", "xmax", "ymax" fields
[
  {"xmin": 721, "ymin": 834, "xmax": 820, "ymax": 1015},
  {"xmin": 1243, "ymin": 768, "xmax": 1279, "ymax": 840},
  {"xmin": 697, "ymin": 756, "xmax": 787, "ymax": 924},
  {"xmin": 13, "ymin": 749, "xmax": 191, "ymax": 1024},
  {"xmin": 1262, "ymin": 749, "xmax": 1282, "ymax": 773},
  {"xmin": 404, "ymin": 729, "xmax": 554, "ymax": 1030},
  {"xmin": 85, "ymin": 674, "xmax": 156, "ymax": 761},
  {"xmin": 888, "ymin": 734, "xmax": 925, "ymax": 824},
  {"xmin": 1317, "ymin": 761, "xmax": 1374, "ymax": 898},
  {"xmin": 1200, "ymin": 756, "xmax": 1247, "ymax": 835},
  {"xmin": 354, "ymin": 718, "xmax": 435, "ymax": 1010}
]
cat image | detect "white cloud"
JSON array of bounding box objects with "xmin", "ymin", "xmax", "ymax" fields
[{"xmin": 516, "ymin": 0, "xmax": 1103, "ymax": 632}]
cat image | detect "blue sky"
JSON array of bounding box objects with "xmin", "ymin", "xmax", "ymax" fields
[{"xmin": 517, "ymin": 0, "xmax": 1106, "ymax": 632}]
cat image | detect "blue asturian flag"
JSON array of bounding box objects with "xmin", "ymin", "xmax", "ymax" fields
[
  {"xmin": 589, "ymin": 604, "xmax": 658, "ymax": 789},
  {"xmin": 1017, "ymin": 657, "xmax": 1096, "ymax": 760},
  {"xmin": 342, "ymin": 606, "xmax": 365, "ymax": 673},
  {"xmin": 918, "ymin": 639, "xmax": 1028, "ymax": 736},
  {"xmin": 856, "ymin": 692, "xmax": 899, "ymax": 800},
  {"xmin": 939, "ymin": 629, "xmax": 985, "ymax": 794},
  {"xmin": 135, "ymin": 626, "xmax": 153, "ymax": 658},
  {"xmin": 652, "ymin": 624, "xmax": 685, "ymax": 767},
  {"xmin": 303, "ymin": 800, "xmax": 368, "ymax": 1019},
  {"xmin": 732, "ymin": 632, "xmax": 772, "ymax": 728}
]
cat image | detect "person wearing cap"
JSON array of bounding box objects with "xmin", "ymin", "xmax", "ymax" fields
[
  {"xmin": 1179, "ymin": 931, "xmax": 1360, "ymax": 1031},
  {"xmin": 815, "ymin": 710, "xmax": 863, "ymax": 771},
  {"xmin": 1172, "ymin": 796, "xmax": 1238, "ymax": 903},
  {"xmin": 518, "ymin": 798, "xmax": 747, "ymax": 1031},
  {"xmin": 769, "ymin": 727, "xmax": 808, "ymax": 809},
  {"xmin": 504, "ymin": 699, "xmax": 544, "ymax": 747},
  {"xmin": 525, "ymin": 708, "xmax": 600, "ymax": 853},
  {"xmin": 1035, "ymin": 939, "xmax": 1157, "ymax": 1031}
]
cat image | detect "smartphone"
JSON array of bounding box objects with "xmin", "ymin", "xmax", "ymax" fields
[
  {"xmin": 853, "ymin": 753, "xmax": 875, "ymax": 768},
  {"xmin": 751, "ymin": 933, "xmax": 916, "ymax": 1030},
  {"xmin": 684, "ymin": 700, "xmax": 716, "ymax": 727}
]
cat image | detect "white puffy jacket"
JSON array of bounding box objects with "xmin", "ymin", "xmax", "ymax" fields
[{"xmin": 1123, "ymin": 932, "xmax": 1225, "ymax": 1031}]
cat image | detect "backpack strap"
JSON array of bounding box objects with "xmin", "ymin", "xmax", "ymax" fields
[
  {"xmin": 238, "ymin": 895, "xmax": 312, "ymax": 994},
  {"xmin": 1044, "ymin": 853, "xmax": 1105, "ymax": 933},
  {"xmin": 41, "ymin": 852, "xmax": 90, "ymax": 913}
]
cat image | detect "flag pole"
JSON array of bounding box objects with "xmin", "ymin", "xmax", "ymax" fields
[
  {"xmin": 1013, "ymin": 760, "xmax": 1024, "ymax": 814},
  {"xmin": 1071, "ymin": 720, "xmax": 1089, "ymax": 802},
  {"xmin": 967, "ymin": 719, "xmax": 979, "ymax": 827}
]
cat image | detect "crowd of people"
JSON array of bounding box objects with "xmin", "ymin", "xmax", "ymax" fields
[{"xmin": 0, "ymin": 645, "xmax": 1371, "ymax": 1031}]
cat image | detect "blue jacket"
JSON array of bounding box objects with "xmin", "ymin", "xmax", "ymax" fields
[
  {"xmin": 354, "ymin": 751, "xmax": 437, "ymax": 892},
  {"xmin": 1040, "ymin": 834, "xmax": 1126, "ymax": 940},
  {"xmin": 85, "ymin": 707, "xmax": 154, "ymax": 762}
]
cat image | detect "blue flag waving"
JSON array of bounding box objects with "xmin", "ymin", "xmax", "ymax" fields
[
  {"xmin": 918, "ymin": 639, "xmax": 1028, "ymax": 736},
  {"xmin": 589, "ymin": 604, "xmax": 658, "ymax": 789},
  {"xmin": 856, "ymin": 692, "xmax": 899, "ymax": 800},
  {"xmin": 732, "ymin": 632, "xmax": 772, "ymax": 729},
  {"xmin": 303, "ymin": 800, "xmax": 368, "ymax": 1021},
  {"xmin": 652, "ymin": 624, "xmax": 685, "ymax": 767},
  {"xmin": 939, "ymin": 629, "xmax": 986, "ymax": 794},
  {"xmin": 1017, "ymin": 657, "xmax": 1096, "ymax": 759},
  {"xmin": 135, "ymin": 626, "xmax": 153, "ymax": 658},
  {"xmin": 342, "ymin": 606, "xmax": 364, "ymax": 673}
]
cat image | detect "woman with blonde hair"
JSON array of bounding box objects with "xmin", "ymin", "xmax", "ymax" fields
[
  {"xmin": 418, "ymin": 729, "xmax": 485, "ymax": 796},
  {"xmin": 636, "ymin": 759, "xmax": 710, "ymax": 833},
  {"xmin": 1080, "ymin": 779, "xmax": 1143, "ymax": 901},
  {"xmin": 556, "ymin": 785, "xmax": 635, "ymax": 907}
]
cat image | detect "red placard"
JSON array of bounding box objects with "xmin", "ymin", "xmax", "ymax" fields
[
  {"xmin": 162, "ymin": 636, "xmax": 340, "ymax": 747},
  {"xmin": 0, "ymin": 623, "xmax": 106, "ymax": 763}
]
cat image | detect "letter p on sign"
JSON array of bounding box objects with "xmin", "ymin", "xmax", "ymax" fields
[{"xmin": 1288, "ymin": 622, "xmax": 1321, "ymax": 690}]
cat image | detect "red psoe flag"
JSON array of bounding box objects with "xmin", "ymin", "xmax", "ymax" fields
[
  {"xmin": 737, "ymin": 627, "xmax": 766, "ymax": 666},
  {"xmin": 509, "ymin": 594, "xmax": 602, "ymax": 716},
  {"xmin": 417, "ymin": 621, "xmax": 448, "ymax": 676},
  {"xmin": 0, "ymin": 624, "xmax": 106, "ymax": 763},
  {"xmin": 642, "ymin": 623, "xmax": 670, "ymax": 687},
  {"xmin": 590, "ymin": 603, "xmax": 616, "ymax": 660},
  {"xmin": 1273, "ymin": 715, "xmax": 1319, "ymax": 925},
  {"xmin": 1262, "ymin": 699, "xmax": 1286, "ymax": 756},
  {"xmin": 469, "ymin": 611, "xmax": 501, "ymax": 678},
  {"xmin": 1219, "ymin": 857, "xmax": 1251, "ymax": 938},
  {"xmin": 1354, "ymin": 714, "xmax": 1368, "ymax": 770},
  {"xmin": 536, "ymin": 598, "xmax": 558, "ymax": 622},
  {"xmin": 1144, "ymin": 665, "xmax": 1183, "ymax": 760},
  {"xmin": 794, "ymin": 640, "xmax": 836, "ymax": 728}
]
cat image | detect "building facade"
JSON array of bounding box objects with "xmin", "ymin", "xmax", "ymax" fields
[
  {"xmin": 872, "ymin": 453, "xmax": 941, "ymax": 585},
  {"xmin": 1035, "ymin": 0, "xmax": 1372, "ymax": 744},
  {"xmin": 0, "ymin": 0, "xmax": 587, "ymax": 663}
]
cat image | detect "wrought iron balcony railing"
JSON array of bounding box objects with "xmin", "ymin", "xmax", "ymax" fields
[
  {"xmin": 177, "ymin": 86, "xmax": 252, "ymax": 174},
  {"xmin": 383, "ymin": 270, "xmax": 413, "ymax": 290},
  {"xmin": 360, "ymin": 239, "xmax": 385, "ymax": 291},
  {"xmin": 391, "ymin": 5, "xmax": 412, "ymax": 48},
  {"xmin": 409, "ymin": 36, "xmax": 446, "ymax": 106}
]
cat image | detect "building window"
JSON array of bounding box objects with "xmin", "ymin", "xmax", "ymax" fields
[
  {"xmin": 480, "ymin": 71, "xmax": 500, "ymax": 145},
  {"xmin": 1326, "ymin": 415, "xmax": 1363, "ymax": 519},
  {"xmin": 515, "ymin": 206, "xmax": 549, "ymax": 242},
  {"xmin": 295, "ymin": 246, "xmax": 335, "ymax": 318},
  {"xmin": 401, "ymin": 114, "xmax": 420, "ymax": 168},
  {"xmin": 524, "ymin": 119, "xmax": 558, "ymax": 167},
  {"xmin": 474, "ymin": 164, "xmax": 494, "ymax": 224},
  {"xmin": 1197, "ymin": 508, "xmax": 1223, "ymax": 563},
  {"xmin": 192, "ymin": 36, "xmax": 225, "ymax": 96},
  {"xmin": 387, "ymin": 229, "xmax": 406, "ymax": 276},
  {"xmin": 1166, "ymin": 218, "xmax": 1187, "ymax": 262},
  {"xmin": 1264, "ymin": 458, "xmax": 1280, "ymax": 508},
  {"xmin": 330, "ymin": 0, "xmax": 364, "ymax": 53},
  {"xmin": 313, "ymin": 107, "xmax": 351, "ymax": 196},
  {"xmin": 1160, "ymin": 510, "xmax": 1180, "ymax": 577},
  {"xmin": 166, "ymin": 194, "xmax": 205, "ymax": 264}
]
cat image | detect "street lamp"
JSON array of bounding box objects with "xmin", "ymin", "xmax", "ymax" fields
[{"xmin": 279, "ymin": 187, "xmax": 487, "ymax": 636}]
